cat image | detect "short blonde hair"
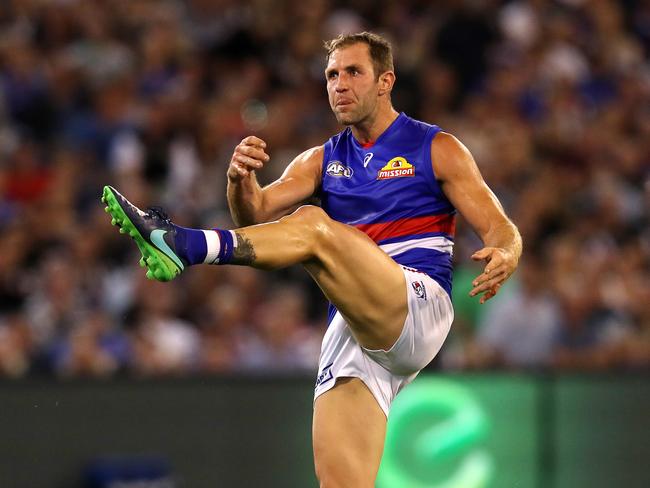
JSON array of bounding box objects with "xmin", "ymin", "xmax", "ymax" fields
[{"xmin": 324, "ymin": 32, "xmax": 394, "ymax": 79}]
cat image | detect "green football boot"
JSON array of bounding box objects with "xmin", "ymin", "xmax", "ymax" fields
[{"xmin": 101, "ymin": 185, "xmax": 186, "ymax": 281}]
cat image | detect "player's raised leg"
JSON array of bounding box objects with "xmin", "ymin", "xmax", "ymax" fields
[{"xmin": 103, "ymin": 186, "xmax": 408, "ymax": 351}]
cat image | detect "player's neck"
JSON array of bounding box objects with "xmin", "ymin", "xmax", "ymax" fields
[{"xmin": 351, "ymin": 107, "xmax": 400, "ymax": 145}]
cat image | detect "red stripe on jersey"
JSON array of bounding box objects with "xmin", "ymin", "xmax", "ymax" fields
[{"xmin": 355, "ymin": 214, "xmax": 456, "ymax": 242}]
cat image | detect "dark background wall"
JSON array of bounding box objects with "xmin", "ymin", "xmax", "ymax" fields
[
  {"xmin": 0, "ymin": 378, "xmax": 316, "ymax": 487},
  {"xmin": 0, "ymin": 374, "xmax": 648, "ymax": 488}
]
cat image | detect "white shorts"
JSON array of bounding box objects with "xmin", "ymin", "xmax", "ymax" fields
[{"xmin": 313, "ymin": 266, "xmax": 454, "ymax": 417}]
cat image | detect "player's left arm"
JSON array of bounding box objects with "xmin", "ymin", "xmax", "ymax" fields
[{"xmin": 432, "ymin": 132, "xmax": 523, "ymax": 304}]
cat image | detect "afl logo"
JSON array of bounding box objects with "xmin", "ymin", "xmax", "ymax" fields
[
  {"xmin": 326, "ymin": 161, "xmax": 353, "ymax": 178},
  {"xmin": 378, "ymin": 157, "xmax": 415, "ymax": 180}
]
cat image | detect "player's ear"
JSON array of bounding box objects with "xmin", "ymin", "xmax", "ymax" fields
[{"xmin": 378, "ymin": 71, "xmax": 395, "ymax": 96}]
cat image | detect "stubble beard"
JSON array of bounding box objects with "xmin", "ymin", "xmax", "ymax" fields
[
  {"xmin": 333, "ymin": 103, "xmax": 367, "ymax": 126},
  {"xmin": 335, "ymin": 112, "xmax": 359, "ymax": 126}
]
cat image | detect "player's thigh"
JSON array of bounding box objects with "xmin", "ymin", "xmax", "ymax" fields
[
  {"xmin": 305, "ymin": 220, "xmax": 407, "ymax": 350},
  {"xmin": 312, "ymin": 377, "xmax": 386, "ymax": 488}
]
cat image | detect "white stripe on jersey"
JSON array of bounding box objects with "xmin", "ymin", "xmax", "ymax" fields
[{"xmin": 379, "ymin": 236, "xmax": 454, "ymax": 257}]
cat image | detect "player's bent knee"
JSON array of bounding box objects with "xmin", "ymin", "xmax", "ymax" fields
[
  {"xmin": 282, "ymin": 205, "xmax": 336, "ymax": 251},
  {"xmin": 285, "ymin": 205, "xmax": 330, "ymax": 225}
]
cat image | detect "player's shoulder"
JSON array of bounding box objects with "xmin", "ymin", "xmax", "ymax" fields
[
  {"xmin": 431, "ymin": 131, "xmax": 469, "ymax": 156},
  {"xmin": 430, "ymin": 131, "xmax": 476, "ymax": 179},
  {"xmin": 281, "ymin": 145, "xmax": 324, "ymax": 184},
  {"xmin": 288, "ymin": 145, "xmax": 325, "ymax": 173},
  {"xmin": 297, "ymin": 145, "xmax": 325, "ymax": 162}
]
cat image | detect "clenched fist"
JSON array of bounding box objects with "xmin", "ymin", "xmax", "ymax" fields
[{"xmin": 227, "ymin": 136, "xmax": 270, "ymax": 181}]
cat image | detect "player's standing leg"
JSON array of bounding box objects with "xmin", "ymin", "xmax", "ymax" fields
[{"xmin": 313, "ymin": 378, "xmax": 386, "ymax": 488}]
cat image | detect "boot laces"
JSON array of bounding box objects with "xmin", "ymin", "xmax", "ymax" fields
[{"xmin": 147, "ymin": 206, "xmax": 170, "ymax": 222}]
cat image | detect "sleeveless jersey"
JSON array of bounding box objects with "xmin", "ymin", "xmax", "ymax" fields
[{"xmin": 320, "ymin": 112, "xmax": 456, "ymax": 297}]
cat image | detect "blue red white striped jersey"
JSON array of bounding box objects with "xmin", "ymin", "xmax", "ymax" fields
[{"xmin": 320, "ymin": 112, "xmax": 456, "ymax": 296}]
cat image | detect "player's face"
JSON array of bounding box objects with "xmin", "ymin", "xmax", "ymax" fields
[{"xmin": 325, "ymin": 43, "xmax": 380, "ymax": 126}]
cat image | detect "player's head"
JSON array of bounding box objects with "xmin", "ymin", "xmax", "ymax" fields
[{"xmin": 324, "ymin": 32, "xmax": 396, "ymax": 126}]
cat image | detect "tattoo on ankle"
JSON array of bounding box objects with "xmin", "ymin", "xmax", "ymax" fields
[{"xmin": 232, "ymin": 232, "xmax": 257, "ymax": 265}]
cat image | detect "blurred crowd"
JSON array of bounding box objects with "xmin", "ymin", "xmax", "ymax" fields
[{"xmin": 0, "ymin": 0, "xmax": 648, "ymax": 378}]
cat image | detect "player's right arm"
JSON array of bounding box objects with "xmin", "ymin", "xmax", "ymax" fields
[{"xmin": 226, "ymin": 136, "xmax": 323, "ymax": 226}]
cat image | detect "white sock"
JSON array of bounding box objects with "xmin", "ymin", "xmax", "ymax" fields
[{"xmin": 203, "ymin": 230, "xmax": 238, "ymax": 264}]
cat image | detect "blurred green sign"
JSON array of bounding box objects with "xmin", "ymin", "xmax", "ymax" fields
[{"xmin": 378, "ymin": 375, "xmax": 538, "ymax": 488}]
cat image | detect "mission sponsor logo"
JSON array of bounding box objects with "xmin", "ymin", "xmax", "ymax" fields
[
  {"xmin": 326, "ymin": 161, "xmax": 353, "ymax": 178},
  {"xmin": 377, "ymin": 157, "xmax": 414, "ymax": 180}
]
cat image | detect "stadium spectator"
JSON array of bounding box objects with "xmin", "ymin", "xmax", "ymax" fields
[{"xmin": 0, "ymin": 0, "xmax": 647, "ymax": 376}]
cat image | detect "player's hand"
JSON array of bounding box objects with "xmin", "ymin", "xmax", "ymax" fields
[
  {"xmin": 227, "ymin": 136, "xmax": 270, "ymax": 181},
  {"xmin": 469, "ymin": 247, "xmax": 519, "ymax": 304}
]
